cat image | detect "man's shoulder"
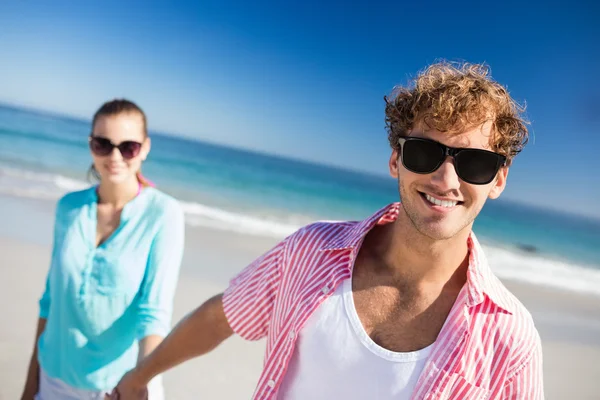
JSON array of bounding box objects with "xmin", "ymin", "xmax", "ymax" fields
[
  {"xmin": 283, "ymin": 203, "xmax": 399, "ymax": 251},
  {"xmin": 470, "ymin": 235, "xmax": 541, "ymax": 350},
  {"xmin": 480, "ymin": 274, "xmax": 542, "ymax": 357},
  {"xmin": 286, "ymin": 219, "xmax": 358, "ymax": 251}
]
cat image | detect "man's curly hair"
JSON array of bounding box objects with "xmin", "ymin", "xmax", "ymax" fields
[{"xmin": 385, "ymin": 61, "xmax": 529, "ymax": 165}]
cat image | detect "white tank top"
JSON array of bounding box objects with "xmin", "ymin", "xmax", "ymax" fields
[{"xmin": 277, "ymin": 278, "xmax": 433, "ymax": 399}]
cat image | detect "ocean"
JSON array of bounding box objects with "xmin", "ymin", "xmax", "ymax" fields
[{"xmin": 1, "ymin": 104, "xmax": 599, "ymax": 296}]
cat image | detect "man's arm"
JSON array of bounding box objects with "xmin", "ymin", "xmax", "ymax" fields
[
  {"xmin": 137, "ymin": 335, "xmax": 162, "ymax": 364},
  {"xmin": 111, "ymin": 294, "xmax": 233, "ymax": 399},
  {"xmin": 111, "ymin": 227, "xmax": 292, "ymax": 400}
]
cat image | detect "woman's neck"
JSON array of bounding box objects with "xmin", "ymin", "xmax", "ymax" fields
[{"xmin": 96, "ymin": 177, "xmax": 141, "ymax": 209}]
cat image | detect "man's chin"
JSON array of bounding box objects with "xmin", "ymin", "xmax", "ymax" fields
[
  {"xmin": 417, "ymin": 229, "xmax": 456, "ymax": 241},
  {"xmin": 413, "ymin": 219, "xmax": 466, "ymax": 241}
]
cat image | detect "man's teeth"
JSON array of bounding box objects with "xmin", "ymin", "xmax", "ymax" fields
[{"xmin": 425, "ymin": 194, "xmax": 457, "ymax": 208}]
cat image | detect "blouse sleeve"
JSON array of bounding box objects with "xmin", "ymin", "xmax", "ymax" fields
[
  {"xmin": 135, "ymin": 200, "xmax": 185, "ymax": 339},
  {"xmin": 39, "ymin": 197, "xmax": 65, "ymax": 319}
]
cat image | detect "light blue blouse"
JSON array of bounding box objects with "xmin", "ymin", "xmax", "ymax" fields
[{"xmin": 37, "ymin": 186, "xmax": 185, "ymax": 391}]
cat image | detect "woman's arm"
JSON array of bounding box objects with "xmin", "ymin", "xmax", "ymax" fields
[
  {"xmin": 21, "ymin": 196, "xmax": 65, "ymax": 399},
  {"xmin": 135, "ymin": 200, "xmax": 185, "ymax": 342},
  {"xmin": 20, "ymin": 318, "xmax": 47, "ymax": 400},
  {"xmin": 22, "ymin": 231, "xmax": 54, "ymax": 399}
]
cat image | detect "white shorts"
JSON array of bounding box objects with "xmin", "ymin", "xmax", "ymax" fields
[{"xmin": 35, "ymin": 368, "xmax": 165, "ymax": 400}]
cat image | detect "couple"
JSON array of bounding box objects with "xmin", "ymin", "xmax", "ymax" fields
[{"xmin": 21, "ymin": 61, "xmax": 544, "ymax": 400}]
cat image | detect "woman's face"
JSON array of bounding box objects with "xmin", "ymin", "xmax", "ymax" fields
[{"xmin": 89, "ymin": 112, "xmax": 150, "ymax": 185}]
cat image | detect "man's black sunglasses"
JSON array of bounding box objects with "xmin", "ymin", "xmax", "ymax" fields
[{"xmin": 398, "ymin": 137, "xmax": 506, "ymax": 185}]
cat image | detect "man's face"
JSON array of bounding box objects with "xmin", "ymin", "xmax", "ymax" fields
[{"xmin": 389, "ymin": 121, "xmax": 508, "ymax": 241}]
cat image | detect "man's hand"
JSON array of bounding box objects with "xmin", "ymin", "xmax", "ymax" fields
[
  {"xmin": 107, "ymin": 369, "xmax": 148, "ymax": 400},
  {"xmin": 105, "ymin": 293, "xmax": 232, "ymax": 400}
]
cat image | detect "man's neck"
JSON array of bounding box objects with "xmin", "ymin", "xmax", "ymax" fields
[
  {"xmin": 97, "ymin": 178, "xmax": 140, "ymax": 209},
  {"xmin": 371, "ymin": 213, "xmax": 471, "ymax": 288}
]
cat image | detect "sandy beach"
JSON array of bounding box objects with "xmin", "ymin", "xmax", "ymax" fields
[{"xmin": 1, "ymin": 194, "xmax": 599, "ymax": 399}]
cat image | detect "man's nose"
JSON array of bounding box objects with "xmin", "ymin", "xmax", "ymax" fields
[{"xmin": 429, "ymin": 156, "xmax": 461, "ymax": 191}]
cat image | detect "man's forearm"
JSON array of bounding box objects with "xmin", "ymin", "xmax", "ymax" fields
[
  {"xmin": 137, "ymin": 335, "xmax": 163, "ymax": 364},
  {"xmin": 135, "ymin": 294, "xmax": 234, "ymax": 384}
]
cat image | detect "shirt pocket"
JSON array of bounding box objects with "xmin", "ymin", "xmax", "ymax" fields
[
  {"xmin": 89, "ymin": 251, "xmax": 146, "ymax": 298},
  {"xmin": 435, "ymin": 373, "xmax": 488, "ymax": 400}
]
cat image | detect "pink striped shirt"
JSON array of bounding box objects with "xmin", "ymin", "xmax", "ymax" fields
[{"xmin": 223, "ymin": 203, "xmax": 544, "ymax": 399}]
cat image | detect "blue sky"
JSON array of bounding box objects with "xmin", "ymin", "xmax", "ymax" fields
[{"xmin": 0, "ymin": 0, "xmax": 599, "ymax": 217}]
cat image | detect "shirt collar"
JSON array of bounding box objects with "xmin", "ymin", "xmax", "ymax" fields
[
  {"xmin": 320, "ymin": 203, "xmax": 401, "ymax": 251},
  {"xmin": 321, "ymin": 202, "xmax": 515, "ymax": 314},
  {"xmin": 465, "ymin": 233, "xmax": 515, "ymax": 313},
  {"xmin": 88, "ymin": 185, "xmax": 150, "ymax": 222}
]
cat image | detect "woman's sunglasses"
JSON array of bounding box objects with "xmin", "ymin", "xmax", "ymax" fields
[
  {"xmin": 89, "ymin": 136, "xmax": 142, "ymax": 160},
  {"xmin": 398, "ymin": 137, "xmax": 506, "ymax": 185}
]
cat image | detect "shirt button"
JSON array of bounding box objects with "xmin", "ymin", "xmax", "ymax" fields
[
  {"xmin": 289, "ymin": 331, "xmax": 295, "ymax": 340},
  {"xmin": 321, "ymin": 286, "xmax": 330, "ymax": 294},
  {"xmin": 267, "ymin": 380, "xmax": 275, "ymax": 388}
]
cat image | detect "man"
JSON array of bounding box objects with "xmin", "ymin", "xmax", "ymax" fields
[{"xmin": 111, "ymin": 61, "xmax": 544, "ymax": 399}]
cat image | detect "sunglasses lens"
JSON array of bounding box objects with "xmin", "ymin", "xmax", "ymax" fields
[
  {"xmin": 118, "ymin": 141, "xmax": 142, "ymax": 159},
  {"xmin": 90, "ymin": 137, "xmax": 113, "ymax": 156},
  {"xmin": 455, "ymin": 150, "xmax": 502, "ymax": 184},
  {"xmin": 402, "ymin": 139, "xmax": 445, "ymax": 173}
]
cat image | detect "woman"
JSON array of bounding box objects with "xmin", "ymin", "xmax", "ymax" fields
[{"xmin": 20, "ymin": 99, "xmax": 185, "ymax": 400}]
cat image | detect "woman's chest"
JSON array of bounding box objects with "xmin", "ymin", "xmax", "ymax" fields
[
  {"xmin": 95, "ymin": 206, "xmax": 122, "ymax": 247},
  {"xmin": 53, "ymin": 215, "xmax": 153, "ymax": 299}
]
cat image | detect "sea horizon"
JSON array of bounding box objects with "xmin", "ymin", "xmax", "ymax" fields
[
  {"xmin": 2, "ymin": 99, "xmax": 597, "ymax": 224},
  {"xmin": 1, "ymin": 102, "xmax": 599, "ymax": 297}
]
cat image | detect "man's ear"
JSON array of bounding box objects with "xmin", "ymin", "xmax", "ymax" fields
[
  {"xmin": 389, "ymin": 149, "xmax": 400, "ymax": 178},
  {"xmin": 489, "ymin": 166, "xmax": 508, "ymax": 200}
]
